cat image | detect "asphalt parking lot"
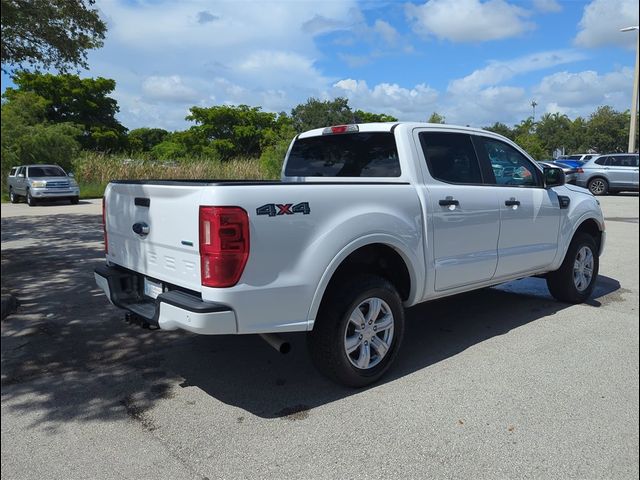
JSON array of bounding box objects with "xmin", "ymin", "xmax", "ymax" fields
[{"xmin": 1, "ymin": 195, "xmax": 638, "ymax": 480}]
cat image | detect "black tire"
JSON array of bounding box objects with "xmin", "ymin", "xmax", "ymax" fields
[
  {"xmin": 307, "ymin": 274, "xmax": 405, "ymax": 388},
  {"xmin": 587, "ymin": 177, "xmax": 608, "ymax": 196},
  {"xmin": 9, "ymin": 188, "xmax": 18, "ymax": 204},
  {"xmin": 26, "ymin": 189, "xmax": 36, "ymax": 207},
  {"xmin": 70, "ymin": 196, "xmax": 79, "ymax": 204},
  {"xmin": 546, "ymin": 232, "xmax": 599, "ymax": 303}
]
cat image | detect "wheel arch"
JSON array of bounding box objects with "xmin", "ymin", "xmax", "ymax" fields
[
  {"xmin": 307, "ymin": 236, "xmax": 421, "ymax": 330},
  {"xmin": 574, "ymin": 217, "xmax": 603, "ymax": 254}
]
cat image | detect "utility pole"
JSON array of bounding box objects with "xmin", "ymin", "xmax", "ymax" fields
[{"xmin": 621, "ymin": 26, "xmax": 639, "ymax": 152}]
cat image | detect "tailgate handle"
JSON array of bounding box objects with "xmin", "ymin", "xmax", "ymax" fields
[
  {"xmin": 135, "ymin": 197, "xmax": 150, "ymax": 207},
  {"xmin": 132, "ymin": 222, "xmax": 150, "ymax": 236}
]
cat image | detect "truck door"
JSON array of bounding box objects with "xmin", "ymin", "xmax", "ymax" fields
[
  {"xmin": 473, "ymin": 136, "xmax": 561, "ymax": 277},
  {"xmin": 416, "ymin": 131, "xmax": 501, "ymax": 291}
]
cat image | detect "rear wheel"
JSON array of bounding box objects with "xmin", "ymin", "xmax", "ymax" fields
[
  {"xmin": 307, "ymin": 274, "xmax": 405, "ymax": 387},
  {"xmin": 546, "ymin": 232, "xmax": 599, "ymax": 303},
  {"xmin": 587, "ymin": 177, "xmax": 608, "ymax": 196},
  {"xmin": 26, "ymin": 189, "xmax": 37, "ymax": 207}
]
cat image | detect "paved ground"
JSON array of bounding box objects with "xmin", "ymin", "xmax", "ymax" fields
[{"xmin": 1, "ymin": 194, "xmax": 638, "ymax": 480}]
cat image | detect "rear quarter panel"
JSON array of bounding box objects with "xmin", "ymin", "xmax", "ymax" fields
[{"xmin": 199, "ymin": 183, "xmax": 425, "ymax": 333}]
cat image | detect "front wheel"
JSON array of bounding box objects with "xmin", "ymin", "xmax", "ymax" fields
[
  {"xmin": 26, "ymin": 190, "xmax": 36, "ymax": 207},
  {"xmin": 307, "ymin": 274, "xmax": 405, "ymax": 388},
  {"xmin": 546, "ymin": 233, "xmax": 599, "ymax": 303},
  {"xmin": 9, "ymin": 189, "xmax": 18, "ymax": 204},
  {"xmin": 70, "ymin": 196, "xmax": 79, "ymax": 204}
]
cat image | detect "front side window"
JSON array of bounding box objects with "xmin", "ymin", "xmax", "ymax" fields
[
  {"xmin": 284, "ymin": 132, "xmax": 400, "ymax": 177},
  {"xmin": 419, "ymin": 132, "xmax": 483, "ymax": 184},
  {"xmin": 478, "ymin": 138, "xmax": 539, "ymax": 187}
]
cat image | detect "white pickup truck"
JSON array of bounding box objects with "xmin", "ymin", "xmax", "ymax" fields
[{"xmin": 95, "ymin": 122, "xmax": 605, "ymax": 387}]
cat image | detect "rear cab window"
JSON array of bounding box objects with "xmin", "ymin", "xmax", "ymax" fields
[{"xmin": 284, "ymin": 132, "xmax": 400, "ymax": 177}]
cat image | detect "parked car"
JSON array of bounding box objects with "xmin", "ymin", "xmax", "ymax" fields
[
  {"xmin": 7, "ymin": 164, "xmax": 80, "ymax": 206},
  {"xmin": 557, "ymin": 154, "xmax": 596, "ymax": 168},
  {"xmin": 538, "ymin": 161, "xmax": 579, "ymax": 184},
  {"xmin": 575, "ymin": 153, "xmax": 639, "ymax": 195},
  {"xmin": 95, "ymin": 123, "xmax": 605, "ymax": 387}
]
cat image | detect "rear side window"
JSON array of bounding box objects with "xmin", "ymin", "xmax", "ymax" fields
[
  {"xmin": 419, "ymin": 132, "xmax": 482, "ymax": 184},
  {"xmin": 594, "ymin": 157, "xmax": 609, "ymax": 166},
  {"xmin": 613, "ymin": 155, "xmax": 638, "ymax": 167},
  {"xmin": 9, "ymin": 167, "xmax": 17, "ymax": 176},
  {"xmin": 284, "ymin": 132, "xmax": 400, "ymax": 177}
]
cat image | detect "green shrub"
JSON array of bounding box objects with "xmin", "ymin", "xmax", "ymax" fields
[{"xmin": 259, "ymin": 138, "xmax": 291, "ymax": 179}]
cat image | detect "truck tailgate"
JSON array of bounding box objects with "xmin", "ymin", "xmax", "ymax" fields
[{"xmin": 104, "ymin": 182, "xmax": 203, "ymax": 291}]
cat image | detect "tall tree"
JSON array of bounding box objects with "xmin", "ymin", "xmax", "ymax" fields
[
  {"xmin": 427, "ymin": 112, "xmax": 445, "ymax": 124},
  {"xmin": 484, "ymin": 122, "xmax": 514, "ymax": 140},
  {"xmin": 128, "ymin": 128, "xmax": 169, "ymax": 152},
  {"xmin": 6, "ymin": 71, "xmax": 126, "ymax": 150},
  {"xmin": 585, "ymin": 106, "xmax": 630, "ymax": 153},
  {"xmin": 1, "ymin": 0, "xmax": 106, "ymax": 73},
  {"xmin": 1, "ymin": 90, "xmax": 81, "ymax": 173},
  {"xmin": 291, "ymin": 97, "xmax": 353, "ymax": 132},
  {"xmin": 535, "ymin": 113, "xmax": 573, "ymax": 157},
  {"xmin": 186, "ymin": 104, "xmax": 280, "ymax": 158},
  {"xmin": 353, "ymin": 110, "xmax": 398, "ymax": 123}
]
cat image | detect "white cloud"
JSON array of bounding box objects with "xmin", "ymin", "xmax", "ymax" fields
[
  {"xmin": 88, "ymin": 0, "xmax": 360, "ymax": 129},
  {"xmin": 406, "ymin": 0, "xmax": 535, "ymax": 42},
  {"xmin": 373, "ymin": 20, "xmax": 399, "ymax": 45},
  {"xmin": 533, "ymin": 68, "xmax": 634, "ymax": 116},
  {"xmin": 574, "ymin": 0, "xmax": 639, "ymax": 48},
  {"xmin": 141, "ymin": 75, "xmax": 199, "ymax": 103},
  {"xmin": 448, "ymin": 50, "xmax": 585, "ymax": 94},
  {"xmin": 332, "ymin": 79, "xmax": 439, "ymax": 120},
  {"xmin": 532, "ymin": 0, "xmax": 562, "ymax": 13}
]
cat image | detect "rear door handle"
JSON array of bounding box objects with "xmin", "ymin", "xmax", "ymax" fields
[
  {"xmin": 439, "ymin": 198, "xmax": 460, "ymax": 206},
  {"xmin": 505, "ymin": 199, "xmax": 521, "ymax": 206}
]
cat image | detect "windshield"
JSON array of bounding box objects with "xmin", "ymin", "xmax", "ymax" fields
[
  {"xmin": 285, "ymin": 132, "xmax": 400, "ymax": 177},
  {"xmin": 28, "ymin": 166, "xmax": 67, "ymax": 177}
]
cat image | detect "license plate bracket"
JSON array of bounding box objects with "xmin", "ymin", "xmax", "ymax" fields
[{"xmin": 143, "ymin": 277, "xmax": 164, "ymax": 299}]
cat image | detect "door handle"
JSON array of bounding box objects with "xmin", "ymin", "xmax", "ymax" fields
[
  {"xmin": 505, "ymin": 199, "xmax": 521, "ymax": 207},
  {"xmin": 439, "ymin": 198, "xmax": 460, "ymax": 207}
]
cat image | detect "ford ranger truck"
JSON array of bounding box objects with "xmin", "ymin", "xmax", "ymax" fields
[{"xmin": 95, "ymin": 123, "xmax": 606, "ymax": 387}]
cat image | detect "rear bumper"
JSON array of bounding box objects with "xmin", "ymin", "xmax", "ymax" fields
[{"xmin": 94, "ymin": 264, "xmax": 237, "ymax": 334}]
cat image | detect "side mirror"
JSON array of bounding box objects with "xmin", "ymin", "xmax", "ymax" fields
[
  {"xmin": 68, "ymin": 172, "xmax": 75, "ymax": 178},
  {"xmin": 544, "ymin": 166, "xmax": 565, "ymax": 188},
  {"xmin": 17, "ymin": 173, "xmax": 25, "ymax": 178}
]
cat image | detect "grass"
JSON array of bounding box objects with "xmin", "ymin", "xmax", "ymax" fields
[
  {"xmin": 72, "ymin": 152, "xmax": 269, "ymax": 185},
  {"xmin": 2, "ymin": 153, "xmax": 274, "ymax": 202}
]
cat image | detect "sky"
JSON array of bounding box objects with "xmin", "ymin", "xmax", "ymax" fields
[{"xmin": 2, "ymin": 0, "xmax": 639, "ymax": 131}]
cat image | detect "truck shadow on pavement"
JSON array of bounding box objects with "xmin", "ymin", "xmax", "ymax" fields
[{"xmin": 0, "ymin": 213, "xmax": 623, "ymax": 427}]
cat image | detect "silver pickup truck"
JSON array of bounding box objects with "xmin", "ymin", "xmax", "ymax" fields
[{"xmin": 7, "ymin": 164, "xmax": 80, "ymax": 206}]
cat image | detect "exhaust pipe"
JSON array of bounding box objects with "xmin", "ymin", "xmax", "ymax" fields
[{"xmin": 259, "ymin": 333, "xmax": 291, "ymax": 354}]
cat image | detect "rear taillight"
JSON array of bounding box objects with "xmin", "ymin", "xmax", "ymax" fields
[
  {"xmin": 102, "ymin": 197, "xmax": 109, "ymax": 254},
  {"xmin": 199, "ymin": 206, "xmax": 250, "ymax": 288},
  {"xmin": 576, "ymin": 168, "xmax": 584, "ymax": 173}
]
